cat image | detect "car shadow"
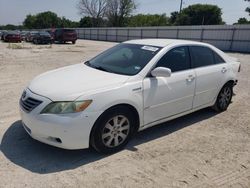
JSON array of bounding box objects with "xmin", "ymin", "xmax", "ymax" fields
[{"xmin": 0, "ymin": 108, "xmax": 217, "ymax": 174}]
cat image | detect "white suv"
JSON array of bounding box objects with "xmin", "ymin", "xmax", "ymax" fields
[{"xmin": 20, "ymin": 39, "xmax": 240, "ymax": 153}]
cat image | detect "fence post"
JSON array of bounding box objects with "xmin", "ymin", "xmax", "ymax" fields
[
  {"xmin": 115, "ymin": 28, "xmax": 118, "ymax": 42},
  {"xmin": 127, "ymin": 28, "xmax": 130, "ymax": 40},
  {"xmin": 141, "ymin": 28, "xmax": 143, "ymax": 39},
  {"xmin": 90, "ymin": 29, "xmax": 92, "ymax": 40},
  {"xmin": 97, "ymin": 28, "xmax": 99, "ymax": 41},
  {"xmin": 156, "ymin": 28, "xmax": 159, "ymax": 38},
  {"xmin": 176, "ymin": 28, "xmax": 179, "ymax": 39},
  {"xmin": 105, "ymin": 29, "xmax": 108, "ymax": 41},
  {"xmin": 200, "ymin": 28, "xmax": 204, "ymax": 42},
  {"xmin": 229, "ymin": 27, "xmax": 236, "ymax": 51}
]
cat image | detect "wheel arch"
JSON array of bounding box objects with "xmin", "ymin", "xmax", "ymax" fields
[
  {"xmin": 216, "ymin": 79, "xmax": 235, "ymax": 99},
  {"xmin": 225, "ymin": 80, "xmax": 235, "ymax": 87}
]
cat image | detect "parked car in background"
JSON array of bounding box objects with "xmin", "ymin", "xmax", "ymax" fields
[
  {"xmin": 4, "ymin": 31, "xmax": 21, "ymax": 43},
  {"xmin": 45, "ymin": 30, "xmax": 55, "ymax": 42},
  {"xmin": 26, "ymin": 31, "xmax": 39, "ymax": 42},
  {"xmin": 54, "ymin": 28, "xmax": 77, "ymax": 44},
  {"xmin": 20, "ymin": 31, "xmax": 29, "ymax": 41},
  {"xmin": 20, "ymin": 39, "xmax": 240, "ymax": 153},
  {"xmin": 33, "ymin": 31, "xmax": 53, "ymax": 44},
  {"xmin": 1, "ymin": 31, "xmax": 8, "ymax": 41}
]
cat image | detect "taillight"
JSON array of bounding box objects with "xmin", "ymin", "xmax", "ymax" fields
[{"xmin": 238, "ymin": 64, "xmax": 241, "ymax": 72}]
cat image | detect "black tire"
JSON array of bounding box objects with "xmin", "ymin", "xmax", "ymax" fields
[
  {"xmin": 90, "ymin": 106, "xmax": 136, "ymax": 154},
  {"xmin": 72, "ymin": 41, "xmax": 76, "ymax": 44},
  {"xmin": 213, "ymin": 83, "xmax": 233, "ymax": 112}
]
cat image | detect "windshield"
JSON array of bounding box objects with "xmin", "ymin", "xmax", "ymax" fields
[{"xmin": 85, "ymin": 43, "xmax": 162, "ymax": 76}]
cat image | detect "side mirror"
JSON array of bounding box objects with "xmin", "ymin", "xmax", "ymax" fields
[{"xmin": 151, "ymin": 67, "xmax": 172, "ymax": 78}]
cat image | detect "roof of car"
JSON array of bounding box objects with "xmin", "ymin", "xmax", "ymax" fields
[{"xmin": 124, "ymin": 39, "xmax": 206, "ymax": 47}]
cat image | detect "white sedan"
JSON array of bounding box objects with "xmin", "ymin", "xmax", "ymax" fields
[{"xmin": 20, "ymin": 39, "xmax": 240, "ymax": 153}]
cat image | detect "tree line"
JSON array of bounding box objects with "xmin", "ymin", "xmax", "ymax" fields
[{"xmin": 0, "ymin": 0, "xmax": 249, "ymax": 30}]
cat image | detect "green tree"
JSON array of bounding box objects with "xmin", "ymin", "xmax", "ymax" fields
[
  {"xmin": 0, "ymin": 24, "xmax": 24, "ymax": 30},
  {"xmin": 59, "ymin": 17, "xmax": 79, "ymax": 28},
  {"xmin": 35, "ymin": 11, "xmax": 60, "ymax": 29},
  {"xmin": 169, "ymin": 11, "xmax": 179, "ymax": 25},
  {"xmin": 236, "ymin": 17, "xmax": 250, "ymax": 24},
  {"xmin": 23, "ymin": 14, "xmax": 37, "ymax": 29},
  {"xmin": 174, "ymin": 4, "xmax": 223, "ymax": 25},
  {"xmin": 245, "ymin": 0, "xmax": 250, "ymax": 15},
  {"xmin": 128, "ymin": 14, "xmax": 170, "ymax": 27},
  {"xmin": 79, "ymin": 17, "xmax": 93, "ymax": 27},
  {"xmin": 23, "ymin": 11, "xmax": 78, "ymax": 29}
]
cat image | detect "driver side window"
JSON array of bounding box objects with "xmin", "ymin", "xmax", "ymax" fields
[{"xmin": 156, "ymin": 46, "xmax": 191, "ymax": 72}]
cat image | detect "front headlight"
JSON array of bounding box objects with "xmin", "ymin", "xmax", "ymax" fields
[{"xmin": 41, "ymin": 100, "xmax": 92, "ymax": 114}]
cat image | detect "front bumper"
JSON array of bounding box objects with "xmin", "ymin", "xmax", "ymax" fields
[{"xmin": 20, "ymin": 89, "xmax": 102, "ymax": 150}]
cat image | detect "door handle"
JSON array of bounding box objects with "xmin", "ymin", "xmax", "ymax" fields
[
  {"xmin": 186, "ymin": 75, "xmax": 195, "ymax": 82},
  {"xmin": 221, "ymin": 67, "xmax": 227, "ymax": 73}
]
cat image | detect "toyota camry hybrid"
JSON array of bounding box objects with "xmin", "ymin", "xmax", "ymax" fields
[{"xmin": 20, "ymin": 39, "xmax": 240, "ymax": 153}]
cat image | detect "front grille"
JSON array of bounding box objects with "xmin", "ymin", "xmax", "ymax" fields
[{"xmin": 20, "ymin": 97, "xmax": 43, "ymax": 113}]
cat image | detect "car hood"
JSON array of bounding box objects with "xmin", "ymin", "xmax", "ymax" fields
[{"xmin": 28, "ymin": 63, "xmax": 130, "ymax": 101}]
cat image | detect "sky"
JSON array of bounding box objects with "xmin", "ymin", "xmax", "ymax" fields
[{"xmin": 0, "ymin": 0, "xmax": 249, "ymax": 25}]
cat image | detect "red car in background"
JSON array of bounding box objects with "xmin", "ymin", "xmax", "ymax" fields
[
  {"xmin": 4, "ymin": 32, "xmax": 21, "ymax": 43},
  {"xmin": 54, "ymin": 29, "xmax": 77, "ymax": 44}
]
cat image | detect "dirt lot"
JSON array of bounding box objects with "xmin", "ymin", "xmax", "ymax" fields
[{"xmin": 0, "ymin": 40, "xmax": 249, "ymax": 188}]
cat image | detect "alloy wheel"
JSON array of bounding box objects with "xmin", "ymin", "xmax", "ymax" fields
[{"xmin": 101, "ymin": 115, "xmax": 130, "ymax": 148}]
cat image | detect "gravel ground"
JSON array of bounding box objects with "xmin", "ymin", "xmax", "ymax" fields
[{"xmin": 0, "ymin": 40, "xmax": 249, "ymax": 188}]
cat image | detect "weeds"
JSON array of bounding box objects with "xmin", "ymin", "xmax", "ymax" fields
[
  {"xmin": 7, "ymin": 42, "xmax": 32, "ymax": 50},
  {"xmin": 7, "ymin": 43, "xmax": 23, "ymax": 49}
]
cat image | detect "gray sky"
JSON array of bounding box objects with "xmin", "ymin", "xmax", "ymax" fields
[{"xmin": 0, "ymin": 0, "xmax": 249, "ymax": 25}]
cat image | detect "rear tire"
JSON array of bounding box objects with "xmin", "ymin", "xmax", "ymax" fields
[
  {"xmin": 212, "ymin": 83, "xmax": 233, "ymax": 112},
  {"xmin": 72, "ymin": 41, "xmax": 76, "ymax": 44},
  {"xmin": 90, "ymin": 106, "xmax": 135, "ymax": 154}
]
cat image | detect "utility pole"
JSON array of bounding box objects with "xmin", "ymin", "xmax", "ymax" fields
[{"xmin": 179, "ymin": 0, "xmax": 183, "ymax": 13}]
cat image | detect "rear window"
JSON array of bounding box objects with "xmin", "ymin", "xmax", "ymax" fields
[
  {"xmin": 190, "ymin": 46, "xmax": 215, "ymax": 68},
  {"xmin": 213, "ymin": 52, "xmax": 225, "ymax": 64}
]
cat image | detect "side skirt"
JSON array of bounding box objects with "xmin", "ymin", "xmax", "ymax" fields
[{"xmin": 138, "ymin": 101, "xmax": 215, "ymax": 131}]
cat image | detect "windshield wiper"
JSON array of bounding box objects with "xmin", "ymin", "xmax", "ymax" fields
[{"xmin": 85, "ymin": 61, "xmax": 111, "ymax": 73}]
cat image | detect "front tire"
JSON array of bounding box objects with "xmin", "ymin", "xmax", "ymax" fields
[
  {"xmin": 90, "ymin": 107, "xmax": 135, "ymax": 154},
  {"xmin": 213, "ymin": 83, "xmax": 233, "ymax": 112}
]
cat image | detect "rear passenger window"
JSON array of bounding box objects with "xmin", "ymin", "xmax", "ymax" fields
[
  {"xmin": 190, "ymin": 46, "xmax": 215, "ymax": 68},
  {"xmin": 213, "ymin": 52, "xmax": 225, "ymax": 64},
  {"xmin": 156, "ymin": 46, "xmax": 190, "ymax": 72}
]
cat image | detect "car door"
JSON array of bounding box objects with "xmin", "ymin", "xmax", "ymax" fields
[
  {"xmin": 143, "ymin": 46, "xmax": 196, "ymax": 125},
  {"xmin": 190, "ymin": 46, "xmax": 229, "ymax": 108}
]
